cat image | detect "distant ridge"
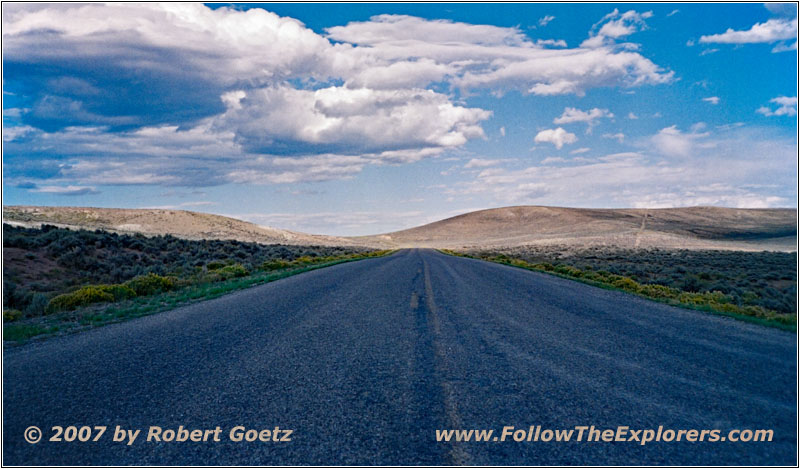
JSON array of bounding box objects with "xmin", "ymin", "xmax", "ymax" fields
[
  {"xmin": 3, "ymin": 205, "xmax": 796, "ymax": 251},
  {"xmin": 355, "ymin": 206, "xmax": 797, "ymax": 251},
  {"xmin": 2, "ymin": 206, "xmax": 362, "ymax": 247}
]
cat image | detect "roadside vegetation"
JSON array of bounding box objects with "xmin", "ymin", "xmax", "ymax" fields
[
  {"xmin": 442, "ymin": 247, "xmax": 796, "ymax": 330},
  {"xmin": 3, "ymin": 224, "xmax": 390, "ymax": 342}
]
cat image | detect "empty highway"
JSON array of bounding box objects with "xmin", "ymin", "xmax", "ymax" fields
[{"xmin": 3, "ymin": 249, "xmax": 796, "ymax": 465}]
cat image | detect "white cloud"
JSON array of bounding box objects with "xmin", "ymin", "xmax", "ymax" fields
[
  {"xmin": 538, "ymin": 15, "xmax": 556, "ymax": 27},
  {"xmin": 464, "ymin": 158, "xmax": 505, "ymax": 169},
  {"xmin": 541, "ymin": 156, "xmax": 567, "ymax": 165},
  {"xmin": 570, "ymin": 147, "xmax": 591, "ymax": 155},
  {"xmin": 703, "ymin": 96, "xmax": 720, "ymax": 105},
  {"xmin": 757, "ymin": 96, "xmax": 798, "ymax": 116},
  {"xmin": 328, "ymin": 13, "xmax": 672, "ymax": 96},
  {"xmin": 216, "ymin": 85, "xmax": 491, "ymax": 155},
  {"xmin": 32, "ymin": 185, "xmax": 99, "ymax": 196},
  {"xmin": 649, "ymin": 125, "xmax": 710, "ymax": 157},
  {"xmin": 602, "ymin": 132, "xmax": 625, "ymax": 143},
  {"xmin": 581, "ymin": 9, "xmax": 653, "ymax": 48},
  {"xmin": 667, "ymin": 9, "xmax": 680, "ymax": 17},
  {"xmin": 535, "ymin": 39, "xmax": 568, "ymax": 48},
  {"xmin": 764, "ymin": 3, "xmax": 798, "ymax": 17},
  {"xmin": 2, "ymin": 118, "xmax": 467, "ymax": 188},
  {"xmin": 699, "ymin": 17, "xmax": 798, "ymax": 52},
  {"xmin": 443, "ymin": 126, "xmax": 796, "ymax": 209},
  {"xmin": 499, "ymin": 126, "xmax": 506, "ymax": 137},
  {"xmin": 534, "ymin": 128, "xmax": 577, "ymax": 149},
  {"xmin": 2, "ymin": 125, "xmax": 37, "ymax": 142},
  {"xmin": 2, "ymin": 3, "xmax": 335, "ymax": 84},
  {"xmin": 553, "ymin": 107, "xmax": 614, "ymax": 133},
  {"xmin": 772, "ymin": 41, "xmax": 798, "ymax": 52},
  {"xmin": 627, "ymin": 112, "xmax": 638, "ymax": 119}
]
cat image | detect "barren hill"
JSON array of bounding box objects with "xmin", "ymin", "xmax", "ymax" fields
[
  {"xmin": 2, "ymin": 206, "xmax": 362, "ymax": 247},
  {"xmin": 355, "ymin": 206, "xmax": 797, "ymax": 251},
  {"xmin": 3, "ymin": 205, "xmax": 796, "ymax": 251}
]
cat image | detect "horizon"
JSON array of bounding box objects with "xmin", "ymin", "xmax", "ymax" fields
[
  {"xmin": 3, "ymin": 203, "xmax": 797, "ymax": 238},
  {"xmin": 3, "ymin": 3, "xmax": 798, "ymax": 236}
]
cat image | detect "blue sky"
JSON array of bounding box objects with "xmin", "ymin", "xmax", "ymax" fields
[{"xmin": 3, "ymin": 3, "xmax": 797, "ymax": 235}]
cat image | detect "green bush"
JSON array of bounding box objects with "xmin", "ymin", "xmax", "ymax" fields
[
  {"xmin": 293, "ymin": 256, "xmax": 316, "ymax": 265},
  {"xmin": 554, "ymin": 264, "xmax": 583, "ymax": 277},
  {"xmin": 612, "ymin": 277, "xmax": 640, "ymax": 292},
  {"xmin": 125, "ymin": 273, "xmax": 175, "ymax": 296},
  {"xmin": 206, "ymin": 261, "xmax": 227, "ymax": 270},
  {"xmin": 261, "ymin": 259, "xmax": 291, "ymax": 271},
  {"xmin": 214, "ymin": 264, "xmax": 248, "ymax": 280},
  {"xmin": 47, "ymin": 286, "xmax": 115, "ymax": 313},
  {"xmin": 638, "ymin": 284, "xmax": 680, "ymax": 299},
  {"xmin": 4, "ymin": 309, "xmax": 22, "ymax": 322}
]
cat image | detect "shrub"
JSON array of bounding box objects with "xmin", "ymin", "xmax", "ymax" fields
[
  {"xmin": 261, "ymin": 259, "xmax": 291, "ymax": 271},
  {"xmin": 554, "ymin": 265, "xmax": 583, "ymax": 277},
  {"xmin": 214, "ymin": 264, "xmax": 248, "ymax": 280},
  {"xmin": 46, "ymin": 286, "xmax": 115, "ymax": 313},
  {"xmin": 25, "ymin": 293, "xmax": 50, "ymax": 316},
  {"xmin": 4, "ymin": 309, "xmax": 22, "ymax": 322},
  {"xmin": 638, "ymin": 284, "xmax": 680, "ymax": 300},
  {"xmin": 104, "ymin": 284, "xmax": 138, "ymax": 301},
  {"xmin": 125, "ymin": 273, "xmax": 175, "ymax": 296},
  {"xmin": 611, "ymin": 277, "xmax": 640, "ymax": 292},
  {"xmin": 293, "ymin": 256, "xmax": 316, "ymax": 265},
  {"xmin": 207, "ymin": 261, "xmax": 227, "ymax": 270}
]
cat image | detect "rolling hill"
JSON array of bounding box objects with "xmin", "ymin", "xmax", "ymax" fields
[
  {"xmin": 355, "ymin": 206, "xmax": 797, "ymax": 251},
  {"xmin": 3, "ymin": 205, "xmax": 796, "ymax": 251},
  {"xmin": 2, "ymin": 206, "xmax": 362, "ymax": 247}
]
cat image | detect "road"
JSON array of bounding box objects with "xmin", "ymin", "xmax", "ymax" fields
[{"xmin": 3, "ymin": 249, "xmax": 796, "ymax": 465}]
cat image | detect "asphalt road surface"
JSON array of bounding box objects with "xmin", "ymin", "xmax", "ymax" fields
[{"xmin": 3, "ymin": 249, "xmax": 796, "ymax": 465}]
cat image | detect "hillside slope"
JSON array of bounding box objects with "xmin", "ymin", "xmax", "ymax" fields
[
  {"xmin": 2, "ymin": 206, "xmax": 363, "ymax": 247},
  {"xmin": 355, "ymin": 206, "xmax": 797, "ymax": 251},
  {"xmin": 4, "ymin": 205, "xmax": 796, "ymax": 251}
]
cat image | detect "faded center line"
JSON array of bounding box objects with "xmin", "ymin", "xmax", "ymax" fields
[{"xmin": 423, "ymin": 258, "xmax": 472, "ymax": 466}]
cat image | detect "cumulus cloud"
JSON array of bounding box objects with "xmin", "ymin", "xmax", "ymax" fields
[
  {"xmin": 699, "ymin": 17, "xmax": 798, "ymax": 52},
  {"xmin": 1, "ymin": 5, "xmax": 674, "ymax": 193},
  {"xmin": 3, "ymin": 3, "xmax": 333, "ymax": 83},
  {"xmin": 327, "ymin": 12, "xmax": 672, "ymax": 96},
  {"xmin": 581, "ymin": 9, "xmax": 653, "ymax": 48},
  {"xmin": 1, "ymin": 119, "xmax": 456, "ymax": 188},
  {"xmin": 553, "ymin": 107, "xmax": 613, "ymax": 133},
  {"xmin": 757, "ymin": 96, "xmax": 797, "ymax": 116},
  {"xmin": 554, "ymin": 107, "xmax": 614, "ymax": 124},
  {"xmin": 534, "ymin": 128, "xmax": 577, "ymax": 149},
  {"xmin": 2, "ymin": 3, "xmax": 336, "ymax": 129},
  {"xmin": 216, "ymin": 85, "xmax": 490, "ymax": 155}
]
